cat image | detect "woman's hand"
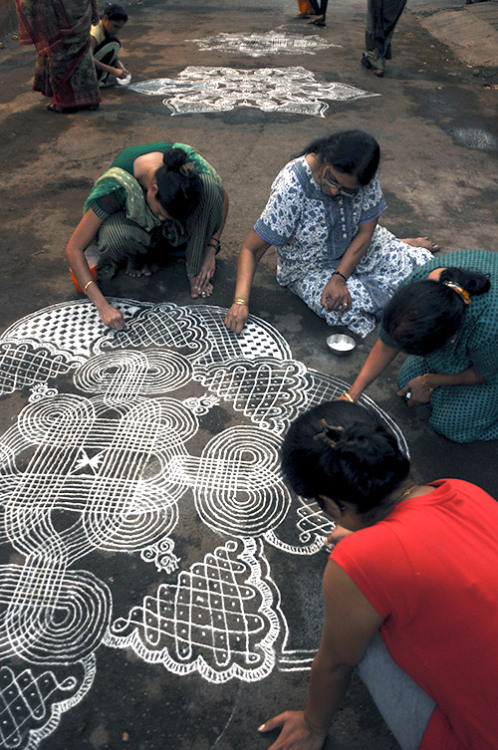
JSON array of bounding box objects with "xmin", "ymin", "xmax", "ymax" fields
[
  {"xmin": 397, "ymin": 376, "xmax": 433, "ymax": 406},
  {"xmin": 189, "ymin": 246, "xmax": 216, "ymax": 298},
  {"xmin": 225, "ymin": 231, "xmax": 270, "ymax": 334},
  {"xmin": 225, "ymin": 303, "xmax": 249, "ymax": 334},
  {"xmin": 66, "ymin": 209, "xmax": 127, "ymax": 329},
  {"xmin": 258, "ymin": 711, "xmax": 326, "ymax": 750},
  {"xmin": 325, "ymin": 524, "xmax": 353, "ymax": 547},
  {"xmin": 335, "ymin": 393, "xmax": 353, "ymax": 403},
  {"xmin": 321, "ymin": 275, "xmax": 352, "ymax": 315},
  {"xmin": 97, "ymin": 301, "xmax": 126, "ymax": 331}
]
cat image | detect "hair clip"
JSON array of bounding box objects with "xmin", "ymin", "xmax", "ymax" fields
[
  {"xmin": 442, "ymin": 280, "xmax": 471, "ymax": 305},
  {"xmin": 313, "ymin": 419, "xmax": 344, "ymax": 447}
]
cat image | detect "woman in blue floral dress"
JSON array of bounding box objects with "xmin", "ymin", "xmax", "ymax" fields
[{"xmin": 225, "ymin": 130, "xmax": 433, "ymax": 338}]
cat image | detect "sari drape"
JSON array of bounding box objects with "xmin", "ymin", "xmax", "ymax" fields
[{"xmin": 15, "ymin": 0, "xmax": 100, "ymax": 109}]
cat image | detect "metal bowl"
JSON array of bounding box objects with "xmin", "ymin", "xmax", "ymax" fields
[
  {"xmin": 116, "ymin": 73, "xmax": 132, "ymax": 86},
  {"xmin": 326, "ymin": 333, "xmax": 356, "ymax": 356}
]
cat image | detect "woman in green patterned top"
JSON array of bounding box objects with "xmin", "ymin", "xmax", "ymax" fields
[
  {"xmin": 343, "ymin": 250, "xmax": 498, "ymax": 442},
  {"xmin": 66, "ymin": 142, "xmax": 228, "ymax": 330}
]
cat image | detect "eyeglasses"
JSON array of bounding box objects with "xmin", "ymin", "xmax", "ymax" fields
[{"xmin": 322, "ymin": 175, "xmax": 359, "ymax": 197}]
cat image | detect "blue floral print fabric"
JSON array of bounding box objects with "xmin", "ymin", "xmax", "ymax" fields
[{"xmin": 254, "ymin": 157, "xmax": 432, "ymax": 337}]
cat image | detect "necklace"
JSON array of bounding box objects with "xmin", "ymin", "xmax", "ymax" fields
[
  {"xmin": 368, "ymin": 484, "xmax": 419, "ymax": 525},
  {"xmin": 395, "ymin": 484, "xmax": 418, "ymax": 503}
]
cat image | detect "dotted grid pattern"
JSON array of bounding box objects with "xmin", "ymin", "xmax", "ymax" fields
[
  {"xmin": 2, "ymin": 299, "xmax": 142, "ymax": 360},
  {"xmin": 0, "ymin": 656, "xmax": 96, "ymax": 749},
  {"xmin": 108, "ymin": 538, "xmax": 279, "ymax": 683},
  {"xmin": 93, "ymin": 303, "xmax": 292, "ymax": 364}
]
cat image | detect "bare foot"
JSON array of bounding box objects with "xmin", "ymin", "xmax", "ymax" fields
[
  {"xmin": 189, "ymin": 274, "xmax": 214, "ymax": 299},
  {"xmin": 403, "ymin": 237, "xmax": 442, "ymax": 253},
  {"xmin": 125, "ymin": 258, "xmax": 153, "ymax": 277}
]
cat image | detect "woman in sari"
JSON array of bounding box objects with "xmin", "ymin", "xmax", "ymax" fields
[{"xmin": 15, "ymin": 0, "xmax": 101, "ymax": 113}]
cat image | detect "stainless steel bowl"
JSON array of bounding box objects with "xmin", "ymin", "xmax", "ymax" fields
[
  {"xmin": 116, "ymin": 73, "xmax": 132, "ymax": 86},
  {"xmin": 326, "ymin": 333, "xmax": 356, "ymax": 356}
]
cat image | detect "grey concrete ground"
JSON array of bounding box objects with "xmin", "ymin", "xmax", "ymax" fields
[{"xmin": 0, "ymin": 1, "xmax": 497, "ymax": 748}]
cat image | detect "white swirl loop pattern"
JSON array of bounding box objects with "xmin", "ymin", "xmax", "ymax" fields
[
  {"xmin": 74, "ymin": 350, "xmax": 193, "ymax": 399},
  {"xmin": 194, "ymin": 426, "xmax": 291, "ymax": 536}
]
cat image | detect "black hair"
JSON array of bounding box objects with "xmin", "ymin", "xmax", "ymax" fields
[
  {"xmin": 155, "ymin": 147, "xmax": 202, "ymax": 222},
  {"xmin": 103, "ymin": 4, "xmax": 128, "ymax": 22},
  {"xmin": 281, "ymin": 401, "xmax": 410, "ymax": 514},
  {"xmin": 383, "ymin": 266, "xmax": 491, "ymax": 355},
  {"xmin": 295, "ymin": 130, "xmax": 380, "ymax": 186}
]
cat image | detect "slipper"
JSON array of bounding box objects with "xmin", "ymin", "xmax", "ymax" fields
[
  {"xmin": 46, "ymin": 103, "xmax": 68, "ymax": 114},
  {"xmin": 46, "ymin": 102, "xmax": 99, "ymax": 113},
  {"xmin": 361, "ymin": 54, "xmax": 373, "ymax": 70},
  {"xmin": 308, "ymin": 14, "xmax": 324, "ymax": 23},
  {"xmin": 311, "ymin": 18, "xmax": 326, "ymax": 25},
  {"xmin": 361, "ymin": 54, "xmax": 384, "ymax": 76}
]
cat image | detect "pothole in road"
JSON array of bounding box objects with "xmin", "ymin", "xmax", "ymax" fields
[{"xmin": 449, "ymin": 127, "xmax": 498, "ymax": 151}]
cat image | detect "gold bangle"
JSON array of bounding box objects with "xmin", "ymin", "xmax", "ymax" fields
[
  {"xmin": 421, "ymin": 373, "xmax": 434, "ymax": 393},
  {"xmin": 83, "ymin": 279, "xmax": 95, "ymax": 293},
  {"xmin": 343, "ymin": 392, "xmax": 355, "ymax": 403},
  {"xmin": 233, "ymin": 298, "xmax": 248, "ymax": 306}
]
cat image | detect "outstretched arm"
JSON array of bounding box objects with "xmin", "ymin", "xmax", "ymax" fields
[
  {"xmin": 224, "ymin": 229, "xmax": 271, "ymax": 334},
  {"xmin": 259, "ymin": 561, "xmax": 383, "ymax": 749},
  {"xmin": 65, "ymin": 209, "xmax": 125, "ymax": 330},
  {"xmin": 344, "ymin": 338, "xmax": 400, "ymax": 402}
]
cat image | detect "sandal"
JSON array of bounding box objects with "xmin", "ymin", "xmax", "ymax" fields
[
  {"xmin": 361, "ymin": 53, "xmax": 384, "ymax": 77},
  {"xmin": 46, "ymin": 103, "xmax": 68, "ymax": 114},
  {"xmin": 361, "ymin": 53, "xmax": 373, "ymax": 70},
  {"xmin": 46, "ymin": 102, "xmax": 99, "ymax": 113}
]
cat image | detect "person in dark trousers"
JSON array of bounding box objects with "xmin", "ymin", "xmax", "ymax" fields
[{"xmin": 361, "ymin": 0, "xmax": 407, "ymax": 76}]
